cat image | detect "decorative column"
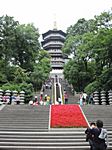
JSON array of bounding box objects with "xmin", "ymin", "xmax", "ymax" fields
[
  {"xmin": 100, "ymin": 90, "xmax": 106, "ymax": 105},
  {"xmin": 5, "ymin": 90, "xmax": 11, "ymax": 104},
  {"xmin": 12, "ymin": 90, "xmax": 18, "ymax": 105},
  {"xmin": 0, "ymin": 89, "xmax": 3, "ymax": 104},
  {"xmin": 19, "ymin": 91, "xmax": 25, "ymax": 104},
  {"xmin": 93, "ymin": 91, "xmax": 99, "ymax": 105},
  {"xmin": 108, "ymin": 90, "xmax": 112, "ymax": 105}
]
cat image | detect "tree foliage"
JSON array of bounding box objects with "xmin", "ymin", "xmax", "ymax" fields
[
  {"xmin": 0, "ymin": 15, "xmax": 51, "ymax": 100},
  {"xmin": 63, "ymin": 9, "xmax": 112, "ymax": 93},
  {"xmin": 30, "ymin": 50, "xmax": 51, "ymax": 91},
  {"xmin": 12, "ymin": 24, "xmax": 40, "ymax": 71}
]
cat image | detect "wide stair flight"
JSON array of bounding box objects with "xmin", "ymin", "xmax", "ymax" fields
[
  {"xmin": 0, "ymin": 104, "xmax": 112, "ymax": 149},
  {"xmin": 0, "ymin": 105, "xmax": 89, "ymax": 150}
]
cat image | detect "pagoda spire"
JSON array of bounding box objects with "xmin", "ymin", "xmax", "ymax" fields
[{"xmin": 53, "ymin": 14, "xmax": 57, "ymax": 30}]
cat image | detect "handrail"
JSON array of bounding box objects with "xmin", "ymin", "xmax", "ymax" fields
[
  {"xmin": 54, "ymin": 82, "xmax": 57, "ymax": 104},
  {"xmin": 58, "ymin": 82, "xmax": 63, "ymax": 104},
  {"xmin": 53, "ymin": 76, "xmax": 63, "ymax": 105},
  {"xmin": 61, "ymin": 83, "xmax": 64, "ymax": 104},
  {"xmin": 54, "ymin": 77, "xmax": 57, "ymax": 105},
  {"xmin": 51, "ymin": 79, "xmax": 55, "ymax": 104}
]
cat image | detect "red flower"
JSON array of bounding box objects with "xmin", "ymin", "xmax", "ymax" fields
[{"xmin": 51, "ymin": 104, "xmax": 88, "ymax": 128}]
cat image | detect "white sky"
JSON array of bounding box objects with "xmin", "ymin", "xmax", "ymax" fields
[{"xmin": 0, "ymin": 0, "xmax": 112, "ymax": 35}]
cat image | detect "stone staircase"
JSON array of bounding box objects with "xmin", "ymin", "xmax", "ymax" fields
[
  {"xmin": 0, "ymin": 105, "xmax": 89, "ymax": 150},
  {"xmin": 0, "ymin": 104, "xmax": 112, "ymax": 149},
  {"xmin": 60, "ymin": 80, "xmax": 79, "ymax": 104},
  {"xmin": 82, "ymin": 105, "xmax": 112, "ymax": 149},
  {"xmin": 0, "ymin": 129, "xmax": 89, "ymax": 150},
  {"xmin": 0, "ymin": 105, "xmax": 49, "ymax": 130}
]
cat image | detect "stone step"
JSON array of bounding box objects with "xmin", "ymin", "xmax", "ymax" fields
[
  {"xmin": 1, "ymin": 104, "xmax": 112, "ymax": 150},
  {"xmin": 50, "ymin": 128, "xmax": 86, "ymax": 131},
  {"xmin": 0, "ymin": 122, "xmax": 49, "ymax": 125},
  {"xmin": 0, "ymin": 131, "xmax": 86, "ymax": 135},
  {"xmin": 0, "ymin": 145, "xmax": 90, "ymax": 150},
  {"xmin": 0, "ymin": 127, "xmax": 49, "ymax": 130},
  {"xmin": 0, "ymin": 135, "xmax": 86, "ymax": 139},
  {"xmin": 0, "ymin": 129, "xmax": 49, "ymax": 132},
  {"xmin": 0, "ymin": 115, "xmax": 49, "ymax": 117},
  {"xmin": 0, "ymin": 141, "xmax": 89, "ymax": 146},
  {"xmin": 0, "ymin": 119, "xmax": 49, "ymax": 121},
  {"xmin": 0, "ymin": 138, "xmax": 88, "ymax": 142}
]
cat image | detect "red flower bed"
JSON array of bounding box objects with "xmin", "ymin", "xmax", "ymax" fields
[{"xmin": 51, "ymin": 104, "xmax": 88, "ymax": 128}]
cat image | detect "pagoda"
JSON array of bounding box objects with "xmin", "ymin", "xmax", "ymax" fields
[{"xmin": 41, "ymin": 25, "xmax": 66, "ymax": 78}]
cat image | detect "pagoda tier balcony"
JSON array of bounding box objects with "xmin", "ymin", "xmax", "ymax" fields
[
  {"xmin": 51, "ymin": 58, "xmax": 65, "ymax": 62},
  {"xmin": 48, "ymin": 49, "xmax": 62, "ymax": 54},
  {"xmin": 43, "ymin": 34, "xmax": 66, "ymax": 41},
  {"xmin": 42, "ymin": 41, "xmax": 64, "ymax": 48},
  {"xmin": 41, "ymin": 38, "xmax": 65, "ymax": 46},
  {"xmin": 42, "ymin": 46, "xmax": 63, "ymax": 50},
  {"xmin": 50, "ymin": 53, "xmax": 63, "ymax": 57},
  {"xmin": 43, "ymin": 44, "xmax": 63, "ymax": 49},
  {"xmin": 51, "ymin": 63, "xmax": 64, "ymax": 68}
]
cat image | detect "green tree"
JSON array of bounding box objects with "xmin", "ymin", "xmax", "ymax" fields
[
  {"xmin": 13, "ymin": 23, "xmax": 40, "ymax": 71},
  {"xmin": 0, "ymin": 15, "xmax": 18, "ymax": 61},
  {"xmin": 0, "ymin": 15, "xmax": 19, "ymax": 80},
  {"xmin": 30, "ymin": 50, "xmax": 51, "ymax": 91},
  {"xmin": 14, "ymin": 67, "xmax": 29, "ymax": 84},
  {"xmin": 63, "ymin": 9, "xmax": 112, "ymax": 92},
  {"xmin": 64, "ymin": 59, "xmax": 94, "ymax": 92}
]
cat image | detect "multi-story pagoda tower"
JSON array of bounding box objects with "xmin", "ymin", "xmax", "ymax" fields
[{"xmin": 41, "ymin": 27, "xmax": 66, "ymax": 78}]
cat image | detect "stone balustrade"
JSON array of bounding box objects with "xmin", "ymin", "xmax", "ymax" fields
[
  {"xmin": 100, "ymin": 90, "xmax": 106, "ymax": 105},
  {"xmin": 93, "ymin": 91, "xmax": 99, "ymax": 105},
  {"xmin": 0, "ymin": 89, "xmax": 25, "ymax": 105},
  {"xmin": 108, "ymin": 90, "xmax": 112, "ymax": 105},
  {"xmin": 93, "ymin": 90, "xmax": 112, "ymax": 105},
  {"xmin": 0, "ymin": 89, "xmax": 3, "ymax": 105}
]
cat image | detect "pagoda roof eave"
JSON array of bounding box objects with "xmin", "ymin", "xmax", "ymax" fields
[{"xmin": 42, "ymin": 30, "xmax": 66, "ymax": 38}]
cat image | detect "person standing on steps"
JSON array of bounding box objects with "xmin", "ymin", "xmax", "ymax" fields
[
  {"xmin": 82, "ymin": 92, "xmax": 87, "ymax": 105},
  {"xmin": 64, "ymin": 92, "xmax": 68, "ymax": 104},
  {"xmin": 90, "ymin": 120, "xmax": 108, "ymax": 150},
  {"xmin": 85, "ymin": 122, "xmax": 96, "ymax": 150}
]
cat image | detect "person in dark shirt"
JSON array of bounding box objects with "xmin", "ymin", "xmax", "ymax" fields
[
  {"xmin": 85, "ymin": 122, "xmax": 96, "ymax": 150},
  {"xmin": 90, "ymin": 120, "xmax": 107, "ymax": 150}
]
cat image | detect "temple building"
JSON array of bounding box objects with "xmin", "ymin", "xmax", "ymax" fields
[{"xmin": 41, "ymin": 28, "xmax": 67, "ymax": 78}]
